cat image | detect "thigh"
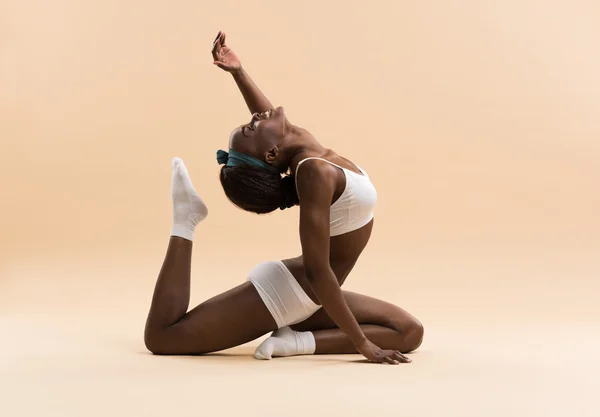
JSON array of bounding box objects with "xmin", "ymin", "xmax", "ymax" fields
[
  {"xmin": 290, "ymin": 290, "xmax": 421, "ymax": 333},
  {"xmin": 158, "ymin": 282, "xmax": 278, "ymax": 355}
]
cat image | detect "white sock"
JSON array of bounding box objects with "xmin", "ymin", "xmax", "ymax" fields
[
  {"xmin": 254, "ymin": 326, "xmax": 316, "ymax": 360},
  {"xmin": 170, "ymin": 157, "xmax": 208, "ymax": 241}
]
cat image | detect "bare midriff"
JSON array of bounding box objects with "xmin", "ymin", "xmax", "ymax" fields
[{"xmin": 281, "ymin": 218, "xmax": 374, "ymax": 305}]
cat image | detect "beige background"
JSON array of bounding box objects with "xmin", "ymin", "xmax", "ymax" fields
[{"xmin": 1, "ymin": 0, "xmax": 599, "ymax": 416}]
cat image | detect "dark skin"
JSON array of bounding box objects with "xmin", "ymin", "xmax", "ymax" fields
[{"xmin": 143, "ymin": 32, "xmax": 424, "ymax": 364}]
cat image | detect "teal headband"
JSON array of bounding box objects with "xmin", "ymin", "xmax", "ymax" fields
[{"xmin": 216, "ymin": 149, "xmax": 279, "ymax": 173}]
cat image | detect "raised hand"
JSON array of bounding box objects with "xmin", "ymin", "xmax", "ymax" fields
[
  {"xmin": 355, "ymin": 339, "xmax": 412, "ymax": 365},
  {"xmin": 211, "ymin": 31, "xmax": 241, "ymax": 73}
]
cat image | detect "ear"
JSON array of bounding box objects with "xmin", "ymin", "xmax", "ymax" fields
[{"xmin": 264, "ymin": 146, "xmax": 279, "ymax": 164}]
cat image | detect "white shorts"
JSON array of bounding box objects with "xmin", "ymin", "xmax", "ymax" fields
[{"xmin": 247, "ymin": 260, "xmax": 322, "ymax": 329}]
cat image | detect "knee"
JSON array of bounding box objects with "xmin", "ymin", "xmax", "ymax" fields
[
  {"xmin": 144, "ymin": 325, "xmax": 205, "ymax": 355},
  {"xmin": 401, "ymin": 320, "xmax": 424, "ymax": 353},
  {"xmin": 144, "ymin": 327, "xmax": 172, "ymax": 355},
  {"xmin": 387, "ymin": 317, "xmax": 424, "ymax": 353}
]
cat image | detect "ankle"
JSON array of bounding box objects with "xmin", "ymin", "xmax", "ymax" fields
[
  {"xmin": 295, "ymin": 330, "xmax": 316, "ymax": 355},
  {"xmin": 171, "ymin": 224, "xmax": 195, "ymax": 242}
]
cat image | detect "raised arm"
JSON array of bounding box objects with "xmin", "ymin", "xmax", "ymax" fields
[
  {"xmin": 296, "ymin": 161, "xmax": 403, "ymax": 365},
  {"xmin": 211, "ymin": 31, "xmax": 274, "ymax": 115}
]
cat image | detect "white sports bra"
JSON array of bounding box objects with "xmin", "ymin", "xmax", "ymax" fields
[{"xmin": 295, "ymin": 157, "xmax": 378, "ymax": 237}]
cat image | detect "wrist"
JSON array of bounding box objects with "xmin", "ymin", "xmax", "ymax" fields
[
  {"xmin": 230, "ymin": 66, "xmax": 245, "ymax": 79},
  {"xmin": 353, "ymin": 334, "xmax": 368, "ymax": 347}
]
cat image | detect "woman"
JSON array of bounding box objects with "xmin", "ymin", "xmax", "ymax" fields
[{"xmin": 143, "ymin": 32, "xmax": 424, "ymax": 364}]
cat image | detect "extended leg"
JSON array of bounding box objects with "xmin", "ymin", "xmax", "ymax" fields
[
  {"xmin": 144, "ymin": 236, "xmax": 194, "ymax": 332},
  {"xmin": 144, "ymin": 158, "xmax": 277, "ymax": 355},
  {"xmin": 145, "ymin": 157, "xmax": 207, "ymax": 333},
  {"xmin": 254, "ymin": 291, "xmax": 424, "ymax": 359}
]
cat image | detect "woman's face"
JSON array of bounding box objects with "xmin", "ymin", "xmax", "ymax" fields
[{"xmin": 228, "ymin": 106, "xmax": 288, "ymax": 159}]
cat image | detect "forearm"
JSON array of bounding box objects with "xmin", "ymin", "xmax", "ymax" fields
[
  {"xmin": 306, "ymin": 268, "xmax": 367, "ymax": 346},
  {"xmin": 231, "ymin": 67, "xmax": 274, "ymax": 114}
]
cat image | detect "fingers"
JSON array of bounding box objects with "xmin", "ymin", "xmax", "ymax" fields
[
  {"xmin": 213, "ymin": 31, "xmax": 222, "ymax": 44},
  {"xmin": 211, "ymin": 43, "xmax": 220, "ymax": 61},
  {"xmin": 385, "ymin": 356, "xmax": 399, "ymax": 365},
  {"xmin": 373, "ymin": 354, "xmax": 399, "ymax": 365},
  {"xmin": 394, "ymin": 351, "xmax": 412, "ymax": 363},
  {"xmin": 373, "ymin": 351, "xmax": 412, "ymax": 365},
  {"xmin": 221, "ymin": 32, "xmax": 227, "ymax": 46},
  {"xmin": 211, "ymin": 31, "xmax": 222, "ymax": 60}
]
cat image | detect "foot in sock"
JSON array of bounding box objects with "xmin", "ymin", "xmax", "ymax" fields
[
  {"xmin": 170, "ymin": 157, "xmax": 208, "ymax": 241},
  {"xmin": 254, "ymin": 326, "xmax": 316, "ymax": 360}
]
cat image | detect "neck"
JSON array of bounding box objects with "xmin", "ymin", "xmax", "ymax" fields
[{"xmin": 282, "ymin": 125, "xmax": 329, "ymax": 175}]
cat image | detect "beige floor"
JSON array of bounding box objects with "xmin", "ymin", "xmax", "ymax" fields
[{"xmin": 2, "ymin": 248, "xmax": 598, "ymax": 417}]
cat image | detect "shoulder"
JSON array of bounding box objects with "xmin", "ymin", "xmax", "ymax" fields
[{"xmin": 295, "ymin": 158, "xmax": 338, "ymax": 200}]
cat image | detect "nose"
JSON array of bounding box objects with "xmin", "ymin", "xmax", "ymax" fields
[{"xmin": 255, "ymin": 110, "xmax": 270, "ymax": 120}]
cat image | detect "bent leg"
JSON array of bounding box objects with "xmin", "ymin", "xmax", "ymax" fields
[
  {"xmin": 144, "ymin": 236, "xmax": 193, "ymax": 332},
  {"xmin": 143, "ymin": 235, "xmax": 278, "ymax": 355},
  {"xmin": 294, "ymin": 291, "xmax": 424, "ymax": 354},
  {"xmin": 145, "ymin": 280, "xmax": 277, "ymax": 355},
  {"xmin": 144, "ymin": 158, "xmax": 277, "ymax": 355},
  {"xmin": 254, "ymin": 291, "xmax": 424, "ymax": 359},
  {"xmin": 312, "ymin": 325, "xmax": 420, "ymax": 354}
]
